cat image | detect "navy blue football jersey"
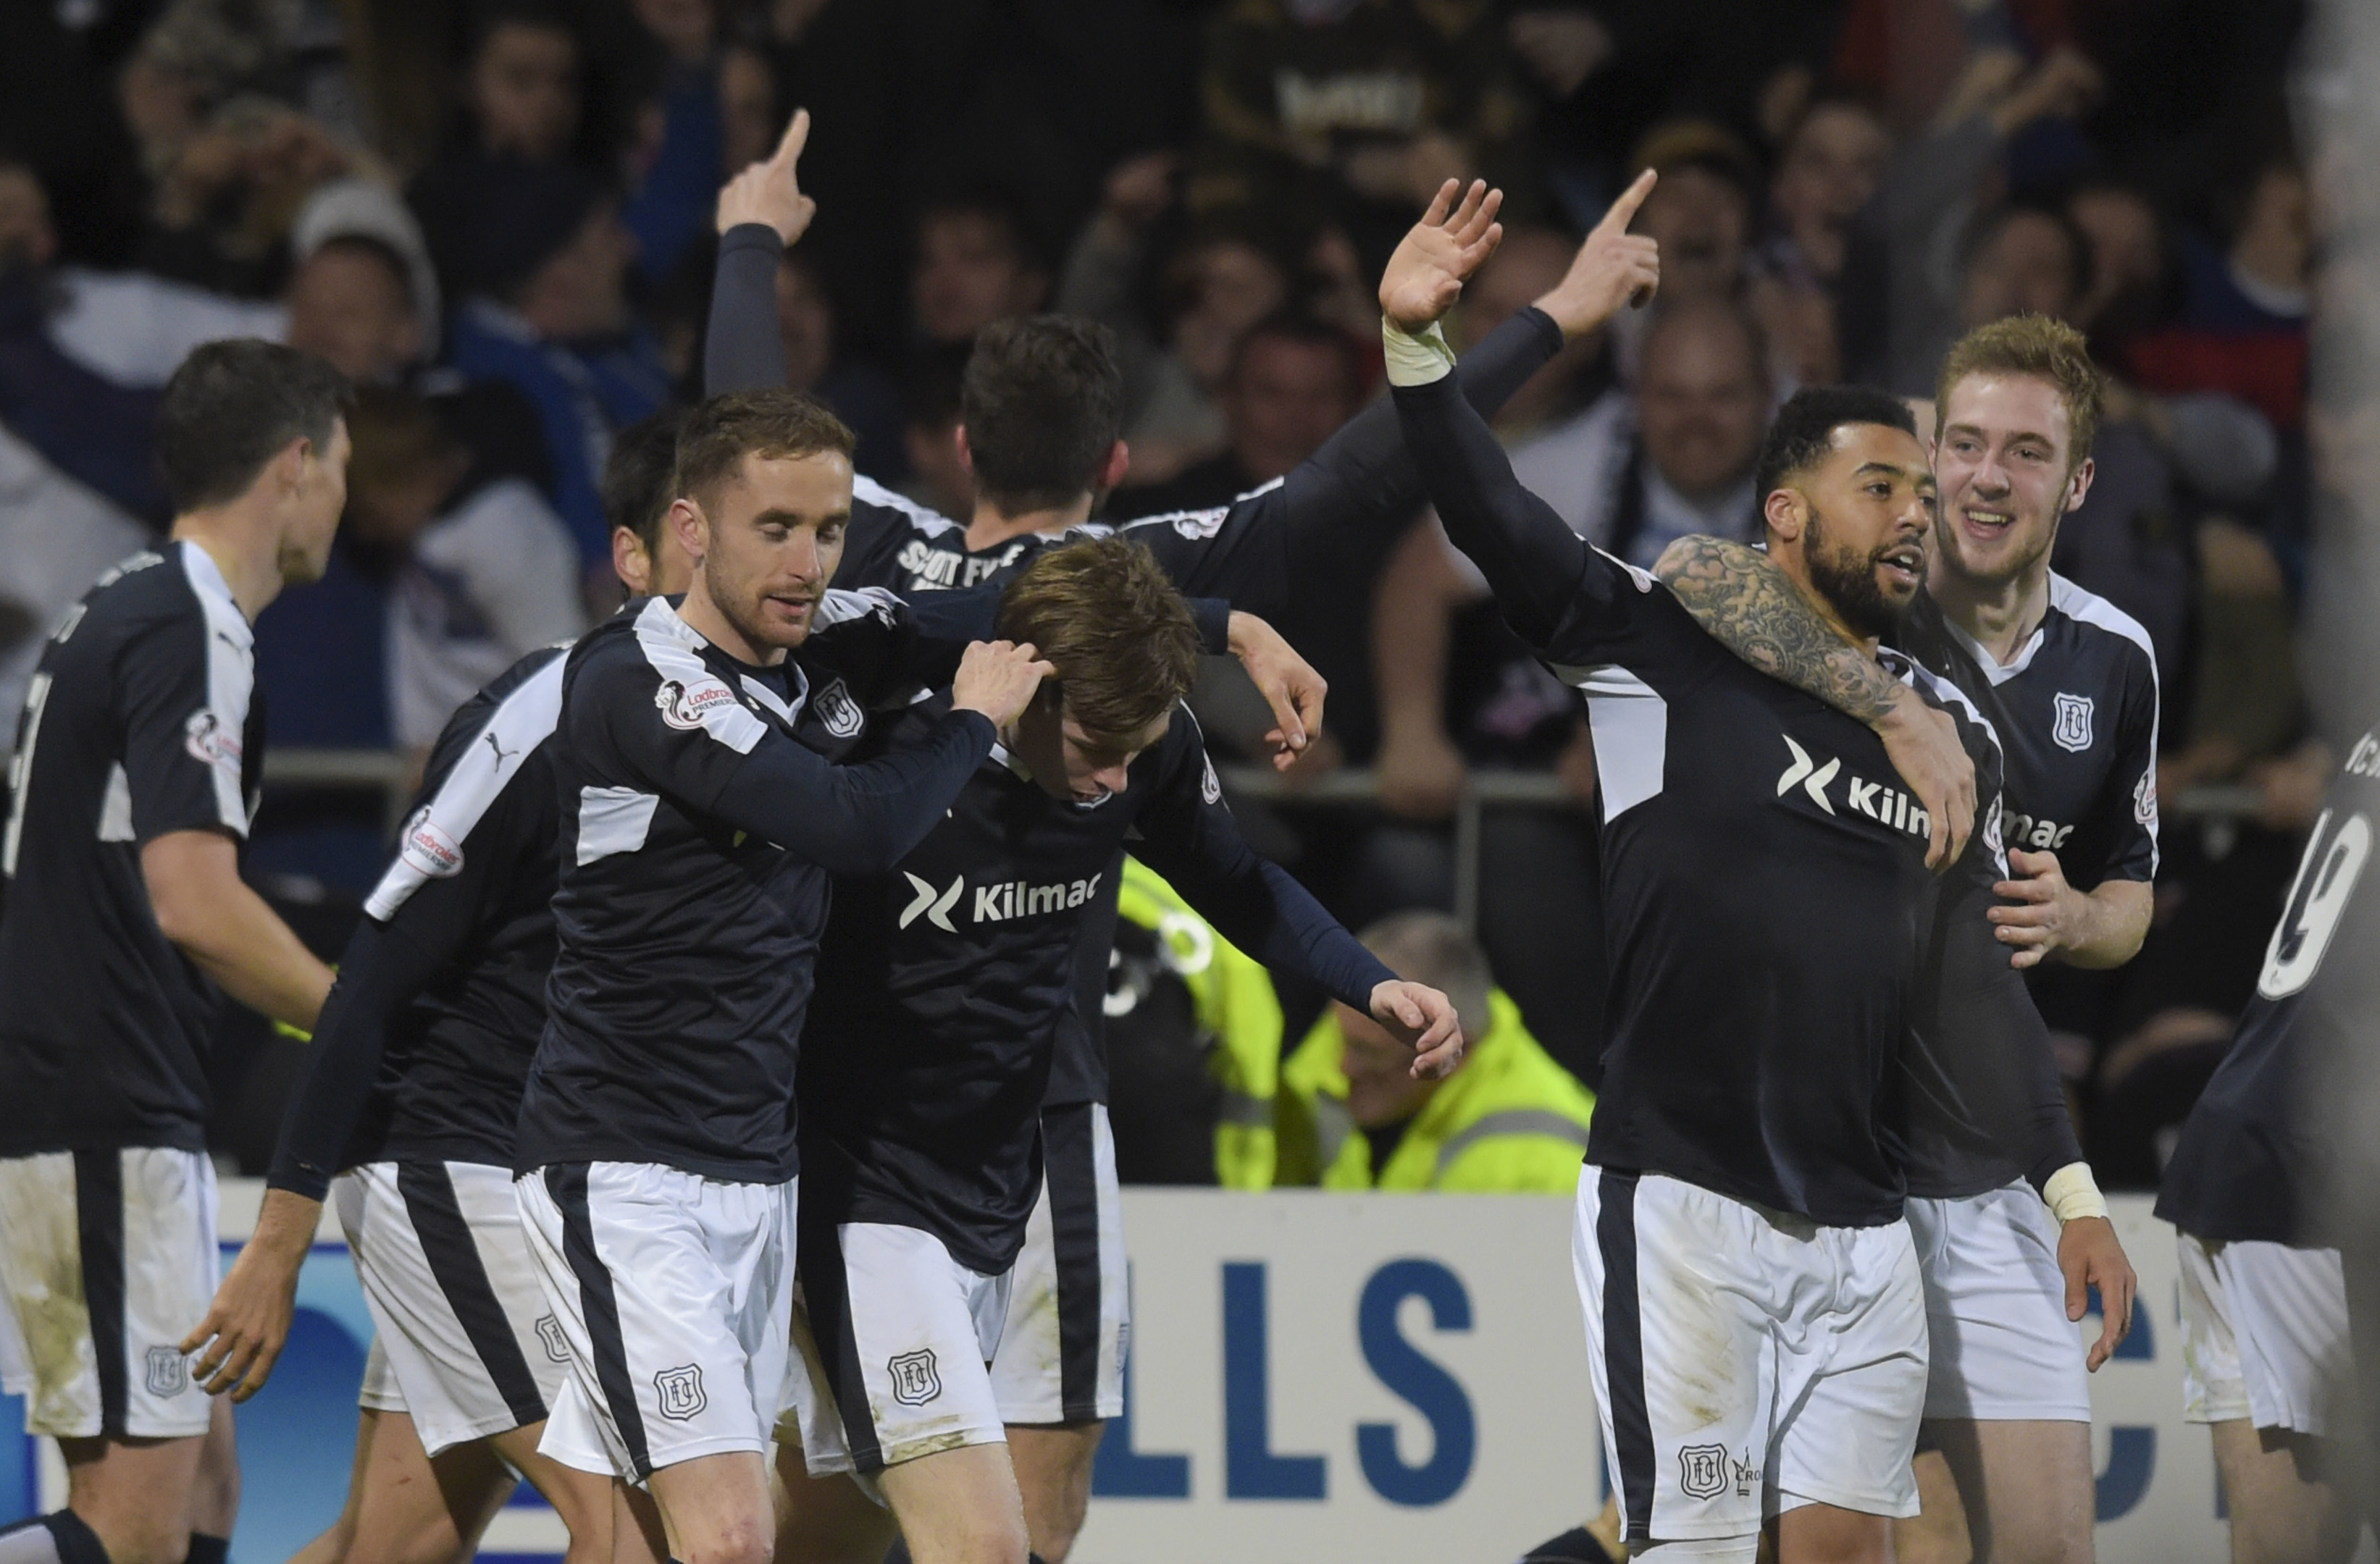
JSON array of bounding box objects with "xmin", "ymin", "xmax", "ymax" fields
[
  {"xmin": 516, "ymin": 592, "xmax": 997, "ymax": 1182},
  {"xmin": 2158, "ymin": 726, "xmax": 2380, "ymax": 1245},
  {"xmin": 1895, "ymin": 575, "xmax": 2159, "ymax": 888},
  {"xmin": 802, "ymin": 701, "xmax": 1391, "ymax": 1272},
  {"xmin": 0, "ymin": 542, "xmax": 267, "ymax": 1156}
]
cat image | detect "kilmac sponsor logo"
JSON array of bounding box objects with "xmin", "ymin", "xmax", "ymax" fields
[
  {"xmin": 1775, "ymin": 735, "xmax": 1932, "ymax": 841},
  {"xmin": 900, "ymin": 870, "xmax": 1105, "ymax": 930},
  {"xmin": 654, "ymin": 676, "xmax": 739, "ymax": 731}
]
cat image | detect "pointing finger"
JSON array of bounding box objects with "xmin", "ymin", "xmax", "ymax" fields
[
  {"xmin": 1596, "ymin": 168, "xmax": 1659, "ymax": 235},
  {"xmin": 773, "ymin": 107, "xmax": 811, "ymax": 169}
]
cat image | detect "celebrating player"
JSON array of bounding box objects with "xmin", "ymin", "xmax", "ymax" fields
[
  {"xmin": 782, "ymin": 539, "xmax": 1460, "ymax": 1564},
  {"xmin": 505, "ymin": 387, "xmax": 1050, "ymax": 1564},
  {"xmin": 0, "ymin": 342, "xmax": 349, "ymax": 1564},
  {"xmin": 2158, "ymin": 724, "xmax": 2380, "ymax": 1564},
  {"xmin": 703, "ymin": 119, "xmax": 1631, "ymax": 1559},
  {"xmin": 1379, "ymin": 176, "xmax": 2081, "ymax": 1564},
  {"xmin": 1656, "ymin": 312, "xmax": 2153, "ymax": 1562}
]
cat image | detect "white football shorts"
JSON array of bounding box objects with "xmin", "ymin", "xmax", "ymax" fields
[
  {"xmin": 1574, "ymin": 1167, "xmax": 1927, "ymax": 1553},
  {"xmin": 0, "ymin": 1147, "xmax": 217, "ymax": 1439},
  {"xmin": 1906, "ymin": 1183, "xmax": 2090, "ymax": 1423},
  {"xmin": 2178, "ymin": 1229, "xmax": 2355, "ymax": 1438},
  {"xmin": 989, "ymin": 1102, "xmax": 1128, "ymax": 1425},
  {"xmin": 517, "ymin": 1161, "xmax": 795, "ymax": 1481}
]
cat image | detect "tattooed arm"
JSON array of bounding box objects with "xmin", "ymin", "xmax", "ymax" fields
[{"xmin": 1655, "ymin": 534, "xmax": 1977, "ymax": 870}]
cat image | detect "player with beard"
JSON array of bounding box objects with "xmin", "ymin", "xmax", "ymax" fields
[
  {"xmin": 697, "ymin": 127, "xmax": 1765, "ymax": 1563},
  {"xmin": 1655, "ymin": 313, "xmax": 2153, "ymax": 1564},
  {"xmin": 508, "ymin": 387, "xmax": 1054, "ymax": 1564},
  {"xmin": 1379, "ymin": 177, "xmax": 2116, "ymax": 1564},
  {"xmin": 782, "ymin": 539, "xmax": 1461, "ymax": 1564},
  {"xmin": 0, "ymin": 341, "xmax": 348, "ymax": 1564},
  {"xmin": 2157, "ymin": 724, "xmax": 2380, "ymax": 1564}
]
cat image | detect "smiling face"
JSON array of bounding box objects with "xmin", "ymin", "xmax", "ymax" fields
[
  {"xmin": 1773, "ymin": 421, "xmax": 1935, "ymax": 640},
  {"xmin": 1932, "ymin": 371, "xmax": 2090, "ymax": 589},
  {"xmin": 674, "ymin": 448, "xmax": 852, "ymax": 658}
]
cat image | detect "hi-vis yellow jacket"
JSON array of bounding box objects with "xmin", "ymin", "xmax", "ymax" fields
[
  {"xmin": 1115, "ymin": 859, "xmax": 1285, "ymax": 1189},
  {"xmin": 1274, "ymin": 988, "xmax": 1596, "ymax": 1192}
]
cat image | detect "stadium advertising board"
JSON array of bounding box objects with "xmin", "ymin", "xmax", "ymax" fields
[{"xmin": 0, "ymin": 1186, "xmax": 2235, "ymax": 1563}]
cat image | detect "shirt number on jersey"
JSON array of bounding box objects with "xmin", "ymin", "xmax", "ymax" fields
[{"xmin": 2257, "ymin": 808, "xmax": 2371, "ymax": 1000}]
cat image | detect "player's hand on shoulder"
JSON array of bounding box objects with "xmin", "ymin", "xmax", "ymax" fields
[
  {"xmin": 716, "ymin": 106, "xmax": 817, "ymax": 243},
  {"xmin": 1874, "ymin": 685, "xmax": 1974, "ymax": 872},
  {"xmin": 1990, "ymin": 848, "xmax": 2087, "ymax": 968},
  {"xmin": 1378, "ymin": 177, "xmax": 1505, "ymax": 332},
  {"xmin": 1532, "ymin": 169, "xmax": 1663, "ymax": 340},
  {"xmin": 951, "ymin": 639, "xmax": 1057, "ymax": 728},
  {"xmin": 1371, "ymin": 980, "xmax": 1466, "ymax": 1079},
  {"xmin": 2057, "ymin": 1212, "xmax": 2137, "ymax": 1371}
]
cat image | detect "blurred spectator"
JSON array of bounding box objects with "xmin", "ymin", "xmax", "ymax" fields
[
  {"xmin": 617, "ymin": 0, "xmax": 729, "ymax": 287},
  {"xmin": 1192, "ymin": 0, "xmax": 1538, "ymax": 264},
  {"xmin": 1853, "ymin": 43, "xmax": 2103, "ymax": 393},
  {"xmin": 897, "ymin": 340, "xmax": 974, "ymax": 518},
  {"xmin": 911, "ymin": 186, "xmax": 1049, "ymax": 348},
  {"xmin": 1753, "ymin": 92, "xmax": 1893, "ymax": 384},
  {"xmin": 408, "ymin": 1, "xmax": 587, "ymax": 292},
  {"xmin": 1626, "ymin": 123, "xmax": 1756, "ymax": 310},
  {"xmin": 1058, "ymin": 152, "xmax": 1299, "ymax": 483},
  {"xmin": 341, "ymin": 384, "xmax": 586, "ymax": 755},
  {"xmin": 2127, "ymin": 147, "xmax": 2311, "ymax": 432},
  {"xmin": 1272, "ymin": 912, "xmax": 1594, "ymax": 1191},
  {"xmin": 1117, "ymin": 310, "xmax": 1366, "ymax": 514},
  {"xmin": 0, "ymin": 424, "xmax": 150, "ymax": 724},
  {"xmin": 440, "ymin": 156, "xmax": 669, "ymax": 568},
  {"xmin": 2066, "ymin": 178, "xmax": 2178, "ymax": 366},
  {"xmin": 774, "ymin": 249, "xmax": 904, "ymax": 482}
]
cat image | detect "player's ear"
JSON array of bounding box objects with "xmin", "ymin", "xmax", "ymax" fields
[
  {"xmin": 955, "ymin": 424, "xmax": 976, "ymax": 477},
  {"xmin": 2062, "ymin": 455, "xmax": 2095, "ymax": 514},
  {"xmin": 1098, "ymin": 440, "xmax": 1130, "ymax": 492},
  {"xmin": 667, "ymin": 497, "xmax": 706, "ymax": 563},
  {"xmin": 1761, "ymin": 485, "xmax": 1803, "ymax": 545},
  {"xmin": 611, "ymin": 526, "xmax": 652, "ymax": 595}
]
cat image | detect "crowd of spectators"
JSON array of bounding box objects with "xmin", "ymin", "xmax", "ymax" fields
[{"xmin": 0, "ymin": 0, "xmax": 2328, "ymax": 1185}]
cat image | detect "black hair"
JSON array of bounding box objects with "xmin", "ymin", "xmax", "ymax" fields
[
  {"xmin": 1753, "ymin": 384, "xmax": 1916, "ymax": 498},
  {"xmin": 604, "ymin": 406, "xmax": 687, "ymax": 553},
  {"xmin": 1227, "ymin": 309, "xmax": 1366, "ymax": 396},
  {"xmin": 961, "ymin": 316, "xmax": 1126, "ymax": 513},
  {"xmin": 156, "ymin": 340, "xmax": 352, "ymax": 513}
]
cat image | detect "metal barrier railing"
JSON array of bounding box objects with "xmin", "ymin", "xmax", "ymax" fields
[{"xmin": 261, "ymin": 748, "xmax": 2269, "ymax": 933}]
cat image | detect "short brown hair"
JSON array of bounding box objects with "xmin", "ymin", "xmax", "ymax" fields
[
  {"xmin": 671, "ymin": 387, "xmax": 855, "ymax": 516},
  {"xmin": 995, "ymin": 539, "xmax": 1199, "ymax": 747},
  {"xmin": 1935, "ymin": 313, "xmax": 2105, "ymax": 469}
]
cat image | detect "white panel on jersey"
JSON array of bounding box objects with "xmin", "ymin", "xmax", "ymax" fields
[
  {"xmin": 2049, "ymin": 573, "xmax": 2163, "ymax": 867},
  {"xmin": 853, "ymin": 476, "xmax": 963, "ymax": 538},
  {"xmin": 813, "ymin": 586, "xmax": 900, "ymax": 628},
  {"xmin": 632, "ymin": 599, "xmax": 767, "ymax": 754},
  {"xmin": 1555, "ymin": 664, "xmax": 1667, "ymax": 820},
  {"xmin": 181, "ymin": 542, "xmax": 256, "ymax": 837},
  {"xmin": 574, "ymin": 787, "xmax": 659, "ymax": 865},
  {"xmin": 363, "ymin": 655, "xmax": 566, "ymax": 922},
  {"xmin": 96, "ymin": 763, "xmax": 133, "ymax": 843}
]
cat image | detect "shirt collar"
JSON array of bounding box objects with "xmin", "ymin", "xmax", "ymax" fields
[{"xmin": 179, "ymin": 540, "xmax": 251, "ymax": 646}]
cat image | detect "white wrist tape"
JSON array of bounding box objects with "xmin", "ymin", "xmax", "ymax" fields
[
  {"xmin": 1381, "ymin": 316, "xmax": 1456, "ymax": 387},
  {"xmin": 2044, "ymin": 1162, "xmax": 2109, "ymax": 1224}
]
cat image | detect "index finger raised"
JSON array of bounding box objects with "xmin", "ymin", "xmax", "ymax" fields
[
  {"xmin": 1595, "ymin": 168, "xmax": 1659, "ymax": 235},
  {"xmin": 771, "ymin": 107, "xmax": 812, "ymax": 169}
]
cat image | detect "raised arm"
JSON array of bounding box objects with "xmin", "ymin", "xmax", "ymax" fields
[
  {"xmin": 705, "ymin": 109, "xmax": 816, "ymax": 395},
  {"xmin": 1654, "ymin": 532, "xmax": 1977, "ymax": 870}
]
